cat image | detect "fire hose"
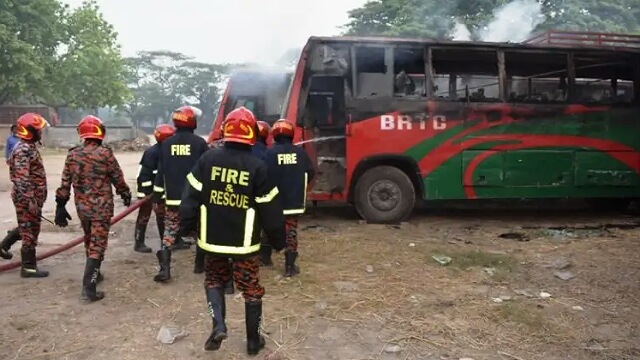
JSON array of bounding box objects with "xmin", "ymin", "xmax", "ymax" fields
[{"xmin": 0, "ymin": 195, "xmax": 150, "ymax": 273}]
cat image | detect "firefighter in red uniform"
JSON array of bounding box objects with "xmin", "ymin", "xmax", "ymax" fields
[
  {"xmin": 263, "ymin": 119, "xmax": 314, "ymax": 277},
  {"xmin": 55, "ymin": 116, "xmax": 132, "ymax": 302},
  {"xmin": 153, "ymin": 106, "xmax": 209, "ymax": 282},
  {"xmin": 251, "ymin": 121, "xmax": 274, "ymax": 267},
  {"xmin": 9, "ymin": 113, "xmax": 50, "ymax": 278},
  {"xmin": 133, "ymin": 124, "xmax": 176, "ymax": 253},
  {"xmin": 180, "ymin": 107, "xmax": 286, "ymax": 355}
]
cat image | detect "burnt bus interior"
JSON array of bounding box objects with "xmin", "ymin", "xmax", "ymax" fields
[
  {"xmin": 222, "ymin": 71, "xmax": 292, "ymax": 124},
  {"xmin": 298, "ymin": 38, "xmax": 640, "ymax": 195}
]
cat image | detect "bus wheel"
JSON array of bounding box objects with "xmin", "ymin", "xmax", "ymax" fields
[{"xmin": 354, "ymin": 166, "xmax": 416, "ymax": 224}]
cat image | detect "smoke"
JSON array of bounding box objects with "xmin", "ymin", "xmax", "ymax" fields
[
  {"xmin": 451, "ymin": 20, "xmax": 471, "ymax": 41},
  {"xmin": 478, "ymin": 0, "xmax": 544, "ymax": 42},
  {"xmin": 450, "ymin": 0, "xmax": 545, "ymax": 42}
]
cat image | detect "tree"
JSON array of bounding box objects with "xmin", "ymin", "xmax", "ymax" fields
[
  {"xmin": 39, "ymin": 0, "xmax": 130, "ymax": 111},
  {"xmin": 342, "ymin": 0, "xmax": 640, "ymax": 39},
  {"xmin": 0, "ymin": 0, "xmax": 67, "ymax": 104}
]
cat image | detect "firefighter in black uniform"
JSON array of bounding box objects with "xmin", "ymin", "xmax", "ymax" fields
[
  {"xmin": 180, "ymin": 106, "xmax": 286, "ymax": 356},
  {"xmin": 152, "ymin": 105, "xmax": 209, "ymax": 282},
  {"xmin": 263, "ymin": 119, "xmax": 314, "ymax": 277},
  {"xmin": 251, "ymin": 121, "xmax": 274, "ymax": 267},
  {"xmin": 133, "ymin": 124, "xmax": 176, "ymax": 253}
]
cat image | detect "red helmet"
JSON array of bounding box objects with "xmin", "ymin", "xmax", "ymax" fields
[
  {"xmin": 222, "ymin": 107, "xmax": 257, "ymax": 145},
  {"xmin": 77, "ymin": 115, "xmax": 106, "ymax": 141},
  {"xmin": 154, "ymin": 124, "xmax": 176, "ymax": 143},
  {"xmin": 271, "ymin": 118, "xmax": 295, "ymax": 138},
  {"xmin": 15, "ymin": 113, "xmax": 49, "ymax": 141},
  {"xmin": 256, "ymin": 121, "xmax": 270, "ymax": 141},
  {"xmin": 171, "ymin": 105, "xmax": 201, "ymax": 129}
]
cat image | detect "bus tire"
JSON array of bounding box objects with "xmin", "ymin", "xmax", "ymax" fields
[{"xmin": 354, "ymin": 165, "xmax": 416, "ymax": 224}]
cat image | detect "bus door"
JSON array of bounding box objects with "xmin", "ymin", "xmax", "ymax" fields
[{"xmin": 302, "ymin": 75, "xmax": 347, "ymax": 196}]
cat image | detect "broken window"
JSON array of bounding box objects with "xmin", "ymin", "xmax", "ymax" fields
[
  {"xmin": 505, "ymin": 51, "xmax": 568, "ymax": 104},
  {"xmin": 572, "ymin": 53, "xmax": 635, "ymax": 105},
  {"xmin": 431, "ymin": 48, "xmax": 500, "ymax": 102},
  {"xmin": 394, "ymin": 47, "xmax": 426, "ymax": 97},
  {"xmin": 353, "ymin": 46, "xmax": 392, "ymax": 98}
]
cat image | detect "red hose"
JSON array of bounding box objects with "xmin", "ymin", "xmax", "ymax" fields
[{"xmin": 0, "ymin": 195, "xmax": 151, "ymax": 273}]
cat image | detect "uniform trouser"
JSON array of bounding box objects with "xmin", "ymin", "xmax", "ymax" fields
[
  {"xmin": 204, "ymin": 254, "xmax": 264, "ymax": 303},
  {"xmin": 14, "ymin": 202, "xmax": 41, "ymax": 250},
  {"xmin": 81, "ymin": 220, "xmax": 110, "ymax": 260},
  {"xmin": 135, "ymin": 200, "xmax": 166, "ymax": 227},
  {"xmin": 162, "ymin": 207, "xmax": 180, "ymax": 247},
  {"xmin": 285, "ymin": 216, "xmax": 299, "ymax": 253}
]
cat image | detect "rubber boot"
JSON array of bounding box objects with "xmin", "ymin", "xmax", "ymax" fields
[
  {"xmin": 224, "ymin": 260, "xmax": 234, "ymax": 294},
  {"xmin": 133, "ymin": 224, "xmax": 152, "ymax": 253},
  {"xmin": 171, "ymin": 235, "xmax": 192, "ymax": 251},
  {"xmin": 245, "ymin": 302, "xmax": 266, "ymax": 356},
  {"xmin": 0, "ymin": 227, "xmax": 20, "ymax": 260},
  {"xmin": 20, "ymin": 247, "xmax": 49, "ymax": 278},
  {"xmin": 193, "ymin": 246, "xmax": 204, "ymax": 274},
  {"xmin": 85, "ymin": 249, "xmax": 104, "ymax": 283},
  {"xmin": 81, "ymin": 258, "xmax": 105, "ymax": 302},
  {"xmin": 153, "ymin": 247, "xmax": 171, "ymax": 282},
  {"xmin": 204, "ymin": 287, "xmax": 228, "ymax": 351},
  {"xmin": 283, "ymin": 251, "xmax": 299, "ymax": 278},
  {"xmin": 259, "ymin": 244, "xmax": 273, "ymax": 267}
]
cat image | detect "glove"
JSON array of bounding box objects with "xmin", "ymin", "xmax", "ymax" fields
[
  {"xmin": 269, "ymin": 226, "xmax": 286, "ymax": 253},
  {"xmin": 121, "ymin": 191, "xmax": 132, "ymax": 207},
  {"xmin": 152, "ymin": 191, "xmax": 163, "ymax": 204},
  {"xmin": 55, "ymin": 205, "xmax": 72, "ymax": 227}
]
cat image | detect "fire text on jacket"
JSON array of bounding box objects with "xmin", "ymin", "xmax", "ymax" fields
[
  {"xmin": 170, "ymin": 144, "xmax": 191, "ymax": 156},
  {"xmin": 277, "ymin": 153, "xmax": 297, "ymax": 165}
]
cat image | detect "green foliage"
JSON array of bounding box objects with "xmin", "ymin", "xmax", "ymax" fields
[
  {"xmin": 0, "ymin": 0, "xmax": 130, "ymax": 110},
  {"xmin": 343, "ymin": 0, "xmax": 640, "ymax": 39}
]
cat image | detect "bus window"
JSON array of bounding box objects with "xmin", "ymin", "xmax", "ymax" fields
[
  {"xmin": 394, "ymin": 47, "xmax": 426, "ymax": 97},
  {"xmin": 504, "ymin": 51, "xmax": 568, "ymax": 104},
  {"xmin": 573, "ymin": 53, "xmax": 635, "ymax": 105},
  {"xmin": 431, "ymin": 48, "xmax": 500, "ymax": 102},
  {"xmin": 304, "ymin": 75, "xmax": 346, "ymax": 128},
  {"xmin": 353, "ymin": 46, "xmax": 393, "ymax": 98}
]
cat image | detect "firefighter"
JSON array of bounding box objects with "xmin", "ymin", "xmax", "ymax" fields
[
  {"xmin": 55, "ymin": 115, "xmax": 132, "ymax": 302},
  {"xmin": 9, "ymin": 113, "xmax": 50, "ymax": 277},
  {"xmin": 263, "ymin": 119, "xmax": 314, "ymax": 277},
  {"xmin": 252, "ymin": 121, "xmax": 273, "ymax": 267},
  {"xmin": 0, "ymin": 228, "xmax": 20, "ymax": 260},
  {"xmin": 152, "ymin": 105, "xmax": 209, "ymax": 283},
  {"xmin": 179, "ymin": 106, "xmax": 286, "ymax": 355},
  {"xmin": 133, "ymin": 124, "xmax": 176, "ymax": 253}
]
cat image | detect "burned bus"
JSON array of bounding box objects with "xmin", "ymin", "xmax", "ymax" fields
[
  {"xmin": 207, "ymin": 67, "xmax": 292, "ymax": 143},
  {"xmin": 279, "ymin": 31, "xmax": 640, "ymax": 223}
]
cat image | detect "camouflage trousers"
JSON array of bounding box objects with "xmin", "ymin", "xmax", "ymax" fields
[
  {"xmin": 285, "ymin": 216, "xmax": 299, "ymax": 253},
  {"xmin": 14, "ymin": 201, "xmax": 41, "ymax": 249},
  {"xmin": 81, "ymin": 219, "xmax": 110, "ymax": 260},
  {"xmin": 204, "ymin": 254, "xmax": 264, "ymax": 303},
  {"xmin": 135, "ymin": 200, "xmax": 165, "ymax": 227},
  {"xmin": 162, "ymin": 207, "xmax": 180, "ymax": 247}
]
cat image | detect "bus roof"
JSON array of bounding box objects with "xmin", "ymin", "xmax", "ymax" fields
[{"xmin": 305, "ymin": 32, "xmax": 640, "ymax": 54}]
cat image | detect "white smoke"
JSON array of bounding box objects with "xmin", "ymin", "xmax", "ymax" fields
[
  {"xmin": 478, "ymin": 0, "xmax": 545, "ymax": 42},
  {"xmin": 451, "ymin": 19, "xmax": 471, "ymax": 41}
]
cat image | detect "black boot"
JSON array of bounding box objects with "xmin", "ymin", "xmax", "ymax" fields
[
  {"xmin": 204, "ymin": 287, "xmax": 228, "ymax": 351},
  {"xmin": 245, "ymin": 302, "xmax": 266, "ymax": 356},
  {"xmin": 153, "ymin": 247, "xmax": 171, "ymax": 282},
  {"xmin": 0, "ymin": 227, "xmax": 20, "ymax": 260},
  {"xmin": 20, "ymin": 247, "xmax": 49, "ymax": 278},
  {"xmin": 224, "ymin": 260, "xmax": 234, "ymax": 294},
  {"xmin": 171, "ymin": 235, "xmax": 192, "ymax": 250},
  {"xmin": 283, "ymin": 251, "xmax": 299, "ymax": 277},
  {"xmin": 133, "ymin": 224, "xmax": 152, "ymax": 253},
  {"xmin": 193, "ymin": 246, "xmax": 204, "ymax": 274},
  {"xmin": 81, "ymin": 258, "xmax": 105, "ymax": 302},
  {"xmin": 259, "ymin": 244, "xmax": 273, "ymax": 267},
  {"xmin": 85, "ymin": 249, "xmax": 104, "ymax": 283}
]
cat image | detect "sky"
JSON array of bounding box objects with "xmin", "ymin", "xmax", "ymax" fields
[{"xmin": 61, "ymin": 0, "xmax": 369, "ymax": 64}]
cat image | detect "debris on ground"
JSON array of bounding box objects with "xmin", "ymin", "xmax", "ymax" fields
[
  {"xmin": 365, "ymin": 265, "xmax": 374, "ymax": 273},
  {"xmin": 383, "ymin": 344, "xmax": 402, "ymax": 354},
  {"xmin": 432, "ymin": 254, "xmax": 452, "ymax": 265},
  {"xmin": 156, "ymin": 324, "xmax": 187, "ymax": 344},
  {"xmin": 543, "ymin": 257, "xmax": 572, "ymax": 269},
  {"xmin": 107, "ymin": 136, "xmax": 150, "ymax": 151},
  {"xmin": 498, "ymin": 232, "xmax": 529, "ymax": 241},
  {"xmin": 554, "ymin": 271, "xmax": 576, "ymax": 281},
  {"xmin": 539, "ymin": 291, "xmax": 552, "ymax": 299}
]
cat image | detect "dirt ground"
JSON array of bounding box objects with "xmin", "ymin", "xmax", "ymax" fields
[{"xmin": 0, "ymin": 150, "xmax": 639, "ymax": 360}]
